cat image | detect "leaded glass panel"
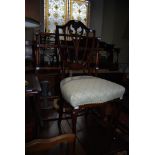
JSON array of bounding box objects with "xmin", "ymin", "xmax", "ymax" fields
[
  {"xmin": 44, "ymin": 0, "xmax": 68, "ymax": 33},
  {"xmin": 44, "ymin": 0, "xmax": 90, "ymax": 32},
  {"xmin": 70, "ymin": 0, "xmax": 89, "ymax": 26}
]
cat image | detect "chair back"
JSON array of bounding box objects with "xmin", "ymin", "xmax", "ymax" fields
[{"xmin": 56, "ymin": 20, "xmax": 99, "ymax": 76}]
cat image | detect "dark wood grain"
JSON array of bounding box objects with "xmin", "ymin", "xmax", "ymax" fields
[
  {"xmin": 26, "ymin": 134, "xmax": 76, "ymax": 155},
  {"xmin": 25, "ymin": 0, "xmax": 40, "ymax": 22}
]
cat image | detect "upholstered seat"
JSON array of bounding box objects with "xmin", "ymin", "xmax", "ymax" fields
[{"xmin": 60, "ymin": 76, "xmax": 125, "ymax": 108}]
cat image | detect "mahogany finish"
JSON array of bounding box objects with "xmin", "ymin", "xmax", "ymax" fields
[
  {"xmin": 25, "ymin": 0, "xmax": 40, "ymax": 22},
  {"xmin": 55, "ymin": 20, "xmax": 122, "ymax": 137},
  {"xmin": 56, "ymin": 20, "xmax": 99, "ymax": 76},
  {"xmin": 26, "ymin": 133, "xmax": 76, "ymax": 155},
  {"xmin": 35, "ymin": 33, "xmax": 59, "ymax": 67}
]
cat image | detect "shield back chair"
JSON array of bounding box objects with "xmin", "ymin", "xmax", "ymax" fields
[
  {"xmin": 56, "ymin": 20, "xmax": 125, "ymax": 135},
  {"xmin": 25, "ymin": 133, "xmax": 76, "ymax": 155}
]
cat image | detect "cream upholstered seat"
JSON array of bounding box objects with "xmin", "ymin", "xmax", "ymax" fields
[{"xmin": 60, "ymin": 76, "xmax": 125, "ymax": 108}]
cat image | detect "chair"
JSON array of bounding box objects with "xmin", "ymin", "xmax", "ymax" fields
[
  {"xmin": 56, "ymin": 20, "xmax": 125, "ymax": 134},
  {"xmin": 55, "ymin": 20, "xmax": 98, "ymax": 75},
  {"xmin": 25, "ymin": 134, "xmax": 76, "ymax": 155}
]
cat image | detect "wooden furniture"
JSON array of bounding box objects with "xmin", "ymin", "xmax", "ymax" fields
[
  {"xmin": 35, "ymin": 32, "xmax": 59, "ymax": 67},
  {"xmin": 25, "ymin": 73, "xmax": 41, "ymax": 142},
  {"xmin": 25, "ymin": 73, "xmax": 41, "ymax": 96},
  {"xmin": 34, "ymin": 32, "xmax": 119, "ymax": 70},
  {"xmin": 25, "ymin": 40, "xmax": 36, "ymax": 68},
  {"xmin": 56, "ymin": 20, "xmax": 125, "ymax": 135},
  {"xmin": 25, "ymin": 134, "xmax": 76, "ymax": 155},
  {"xmin": 56, "ymin": 20, "xmax": 99, "ymax": 76},
  {"xmin": 25, "ymin": 0, "xmax": 40, "ymax": 22},
  {"xmin": 98, "ymin": 41, "xmax": 120, "ymax": 70},
  {"xmin": 35, "ymin": 67, "xmax": 61, "ymax": 122}
]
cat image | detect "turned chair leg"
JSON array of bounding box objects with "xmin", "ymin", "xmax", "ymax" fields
[
  {"xmin": 71, "ymin": 108, "xmax": 79, "ymax": 134},
  {"xmin": 58, "ymin": 100, "xmax": 63, "ymax": 134}
]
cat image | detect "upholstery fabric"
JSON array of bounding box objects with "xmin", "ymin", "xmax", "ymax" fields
[{"xmin": 60, "ymin": 76, "xmax": 125, "ymax": 108}]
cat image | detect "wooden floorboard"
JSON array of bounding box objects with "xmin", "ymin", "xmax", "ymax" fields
[
  {"xmin": 61, "ymin": 115, "xmax": 87, "ymax": 155},
  {"xmin": 36, "ymin": 110, "xmax": 128, "ymax": 155}
]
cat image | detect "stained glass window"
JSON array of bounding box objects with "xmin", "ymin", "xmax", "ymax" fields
[
  {"xmin": 70, "ymin": 0, "xmax": 89, "ymax": 26},
  {"xmin": 44, "ymin": 0, "xmax": 68, "ymax": 33},
  {"xmin": 44, "ymin": 0, "xmax": 90, "ymax": 33}
]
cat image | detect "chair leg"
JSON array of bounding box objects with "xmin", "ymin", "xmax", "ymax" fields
[
  {"xmin": 106, "ymin": 102, "xmax": 122, "ymax": 154},
  {"xmin": 71, "ymin": 108, "xmax": 79, "ymax": 134},
  {"xmin": 58, "ymin": 100, "xmax": 63, "ymax": 134}
]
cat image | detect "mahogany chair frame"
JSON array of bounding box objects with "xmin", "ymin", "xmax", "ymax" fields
[
  {"xmin": 55, "ymin": 20, "xmax": 99, "ymax": 76},
  {"xmin": 56, "ymin": 20, "xmax": 121, "ymax": 135}
]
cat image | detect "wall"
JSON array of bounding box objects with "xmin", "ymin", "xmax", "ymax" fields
[
  {"xmin": 25, "ymin": 28, "xmax": 34, "ymax": 41},
  {"xmin": 112, "ymin": 0, "xmax": 129, "ymax": 64},
  {"xmin": 40, "ymin": 0, "xmax": 44, "ymax": 32},
  {"xmin": 90, "ymin": 0, "xmax": 129, "ymax": 64},
  {"xmin": 25, "ymin": 0, "xmax": 41, "ymax": 41},
  {"xmin": 89, "ymin": 0, "xmax": 104, "ymax": 37}
]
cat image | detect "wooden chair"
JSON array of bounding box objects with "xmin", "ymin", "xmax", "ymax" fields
[
  {"xmin": 56, "ymin": 20, "xmax": 125, "ymax": 134},
  {"xmin": 25, "ymin": 134, "xmax": 76, "ymax": 155},
  {"xmin": 55, "ymin": 20, "xmax": 98, "ymax": 76}
]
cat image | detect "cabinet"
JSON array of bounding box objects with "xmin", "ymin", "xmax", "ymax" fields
[{"xmin": 25, "ymin": 0, "xmax": 40, "ymax": 22}]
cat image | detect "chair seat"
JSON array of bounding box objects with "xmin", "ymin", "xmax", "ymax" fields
[{"xmin": 60, "ymin": 76, "xmax": 125, "ymax": 108}]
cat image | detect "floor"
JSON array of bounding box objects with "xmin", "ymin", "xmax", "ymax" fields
[{"xmin": 37, "ymin": 104, "xmax": 129, "ymax": 155}]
